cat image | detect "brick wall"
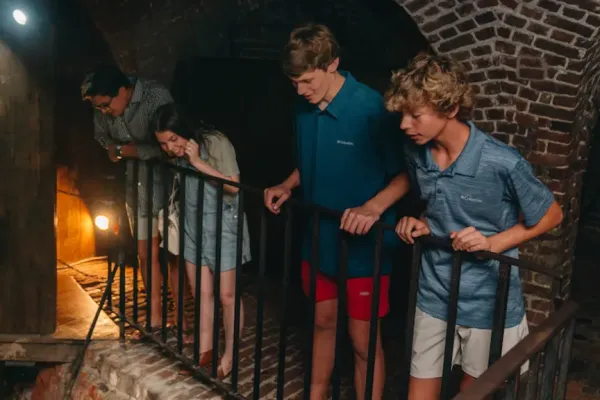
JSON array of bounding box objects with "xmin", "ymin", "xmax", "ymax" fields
[
  {"xmin": 396, "ymin": 0, "xmax": 600, "ymax": 323},
  {"xmin": 81, "ymin": 0, "xmax": 600, "ymax": 323}
]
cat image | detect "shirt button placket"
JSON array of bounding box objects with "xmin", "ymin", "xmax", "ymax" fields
[{"xmin": 434, "ymin": 177, "xmax": 442, "ymax": 197}]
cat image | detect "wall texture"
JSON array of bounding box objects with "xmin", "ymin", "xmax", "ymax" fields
[
  {"xmin": 0, "ymin": 6, "xmax": 56, "ymax": 333},
  {"xmin": 56, "ymin": 166, "xmax": 96, "ymax": 265}
]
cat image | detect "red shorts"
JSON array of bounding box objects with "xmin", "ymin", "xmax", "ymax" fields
[{"xmin": 300, "ymin": 261, "xmax": 390, "ymax": 321}]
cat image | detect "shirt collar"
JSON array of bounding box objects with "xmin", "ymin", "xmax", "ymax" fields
[
  {"xmin": 452, "ymin": 121, "xmax": 485, "ymax": 177},
  {"xmin": 416, "ymin": 121, "xmax": 485, "ymax": 177},
  {"xmin": 323, "ymin": 70, "xmax": 356, "ymax": 119},
  {"xmin": 129, "ymin": 77, "xmax": 142, "ymax": 104}
]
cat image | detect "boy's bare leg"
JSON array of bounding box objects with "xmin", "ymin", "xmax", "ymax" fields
[
  {"xmin": 137, "ymin": 237, "xmax": 162, "ymax": 327},
  {"xmin": 309, "ymin": 299, "xmax": 338, "ymax": 400},
  {"xmin": 167, "ymin": 255, "xmax": 191, "ymax": 334},
  {"xmin": 408, "ymin": 377, "xmax": 441, "ymax": 400},
  {"xmin": 348, "ymin": 319, "xmax": 385, "ymax": 400}
]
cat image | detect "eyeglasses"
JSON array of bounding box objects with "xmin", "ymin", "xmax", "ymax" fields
[{"xmin": 92, "ymin": 96, "xmax": 114, "ymax": 111}]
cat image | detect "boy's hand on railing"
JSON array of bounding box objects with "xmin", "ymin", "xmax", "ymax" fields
[
  {"xmin": 450, "ymin": 227, "xmax": 492, "ymax": 253},
  {"xmin": 340, "ymin": 205, "xmax": 380, "ymax": 235},
  {"xmin": 395, "ymin": 216, "xmax": 430, "ymax": 244},
  {"xmin": 263, "ymin": 185, "xmax": 291, "ymax": 215}
]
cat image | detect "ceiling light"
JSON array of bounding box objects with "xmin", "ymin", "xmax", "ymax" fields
[{"xmin": 12, "ymin": 9, "xmax": 27, "ymax": 25}]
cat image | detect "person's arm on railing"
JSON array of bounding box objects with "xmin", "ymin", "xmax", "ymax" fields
[
  {"xmin": 339, "ymin": 109, "xmax": 411, "ymax": 235},
  {"xmin": 340, "ymin": 173, "xmax": 411, "ymax": 234},
  {"xmin": 119, "ymin": 143, "xmax": 162, "ymax": 160},
  {"xmin": 396, "ymin": 214, "xmax": 431, "ymax": 244},
  {"xmin": 93, "ymin": 116, "xmax": 123, "ymax": 163},
  {"xmin": 483, "ymin": 202, "xmax": 563, "ymax": 253},
  {"xmin": 263, "ymin": 168, "xmax": 300, "ymax": 215},
  {"xmin": 185, "ymin": 139, "xmax": 240, "ymax": 194},
  {"xmin": 451, "ymin": 159, "xmax": 564, "ymax": 253},
  {"xmin": 121, "ymin": 84, "xmax": 173, "ymax": 161}
]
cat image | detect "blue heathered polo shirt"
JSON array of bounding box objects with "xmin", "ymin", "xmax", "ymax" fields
[
  {"xmin": 404, "ymin": 121, "xmax": 555, "ymax": 329},
  {"xmin": 295, "ymin": 70, "xmax": 404, "ymax": 278}
]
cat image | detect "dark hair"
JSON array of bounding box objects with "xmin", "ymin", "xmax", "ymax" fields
[
  {"xmin": 81, "ymin": 64, "xmax": 132, "ymax": 99},
  {"xmin": 282, "ymin": 24, "xmax": 340, "ymax": 77},
  {"xmin": 152, "ymin": 103, "xmax": 217, "ymax": 147}
]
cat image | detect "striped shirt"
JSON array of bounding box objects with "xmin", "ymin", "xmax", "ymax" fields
[
  {"xmin": 404, "ymin": 121, "xmax": 555, "ymax": 329},
  {"xmin": 93, "ymin": 77, "xmax": 173, "ymax": 216}
]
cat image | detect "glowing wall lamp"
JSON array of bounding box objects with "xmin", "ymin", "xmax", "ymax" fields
[
  {"xmin": 12, "ymin": 9, "xmax": 27, "ymax": 25},
  {"xmin": 94, "ymin": 215, "xmax": 110, "ymax": 231}
]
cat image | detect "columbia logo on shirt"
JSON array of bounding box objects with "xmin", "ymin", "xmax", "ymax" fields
[
  {"xmin": 460, "ymin": 195, "xmax": 483, "ymax": 203},
  {"xmin": 337, "ymin": 140, "xmax": 354, "ymax": 146}
]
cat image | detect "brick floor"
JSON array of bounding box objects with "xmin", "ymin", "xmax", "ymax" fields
[
  {"xmin": 59, "ymin": 259, "xmax": 408, "ymax": 399},
  {"xmin": 59, "ymin": 257, "xmax": 599, "ymax": 400}
]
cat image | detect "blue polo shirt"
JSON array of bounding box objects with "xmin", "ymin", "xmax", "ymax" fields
[
  {"xmin": 404, "ymin": 121, "xmax": 555, "ymax": 329},
  {"xmin": 295, "ymin": 71, "xmax": 404, "ymax": 278}
]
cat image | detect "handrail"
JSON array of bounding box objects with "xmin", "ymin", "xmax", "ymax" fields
[
  {"xmin": 453, "ymin": 300, "xmax": 580, "ymax": 400},
  {"xmin": 417, "ymin": 236, "xmax": 566, "ymax": 279},
  {"xmin": 142, "ymin": 158, "xmax": 566, "ymax": 279},
  {"xmin": 110, "ymin": 157, "xmax": 574, "ymax": 399}
]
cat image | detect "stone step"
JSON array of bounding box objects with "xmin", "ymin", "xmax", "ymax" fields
[
  {"xmin": 62, "ymin": 259, "xmax": 407, "ymax": 399},
  {"xmin": 83, "ymin": 341, "xmax": 224, "ymax": 400},
  {"xmin": 12, "ymin": 362, "xmax": 135, "ymax": 400},
  {"xmin": 73, "ymin": 365, "xmax": 136, "ymax": 400}
]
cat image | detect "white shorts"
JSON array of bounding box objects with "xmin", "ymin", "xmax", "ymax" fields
[
  {"xmin": 411, "ymin": 307, "xmax": 529, "ymax": 379},
  {"xmin": 125, "ymin": 204, "xmax": 158, "ymax": 241}
]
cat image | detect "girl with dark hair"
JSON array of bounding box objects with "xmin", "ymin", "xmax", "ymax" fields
[{"xmin": 153, "ymin": 103, "xmax": 251, "ymax": 379}]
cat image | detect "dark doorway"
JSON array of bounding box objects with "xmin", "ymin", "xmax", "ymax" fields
[{"xmin": 573, "ymin": 118, "xmax": 600, "ymax": 302}]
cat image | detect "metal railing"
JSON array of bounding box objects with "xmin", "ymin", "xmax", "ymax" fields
[
  {"xmin": 455, "ymin": 300, "xmax": 578, "ymax": 400},
  {"xmin": 95, "ymin": 159, "xmax": 576, "ymax": 400}
]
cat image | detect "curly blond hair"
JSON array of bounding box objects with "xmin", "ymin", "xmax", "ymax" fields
[{"xmin": 384, "ymin": 52, "xmax": 473, "ymax": 120}]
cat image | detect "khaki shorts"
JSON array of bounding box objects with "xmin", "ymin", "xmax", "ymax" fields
[
  {"xmin": 411, "ymin": 307, "xmax": 529, "ymax": 379},
  {"xmin": 125, "ymin": 204, "xmax": 158, "ymax": 241}
]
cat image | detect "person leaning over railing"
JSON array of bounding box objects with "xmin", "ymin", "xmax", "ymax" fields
[
  {"xmin": 264, "ymin": 24, "xmax": 410, "ymax": 400},
  {"xmin": 384, "ymin": 52, "xmax": 564, "ymax": 400},
  {"xmin": 81, "ymin": 65, "xmax": 179, "ymax": 339},
  {"xmin": 152, "ymin": 103, "xmax": 251, "ymax": 380}
]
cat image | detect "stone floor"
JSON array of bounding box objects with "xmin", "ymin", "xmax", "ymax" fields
[
  {"xmin": 58, "ymin": 258, "xmax": 408, "ymax": 399},
  {"xmin": 56, "ymin": 255, "xmax": 600, "ymax": 400}
]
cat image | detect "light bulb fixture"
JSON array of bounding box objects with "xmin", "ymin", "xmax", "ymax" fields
[
  {"xmin": 12, "ymin": 9, "xmax": 27, "ymax": 25},
  {"xmin": 94, "ymin": 215, "xmax": 110, "ymax": 231}
]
